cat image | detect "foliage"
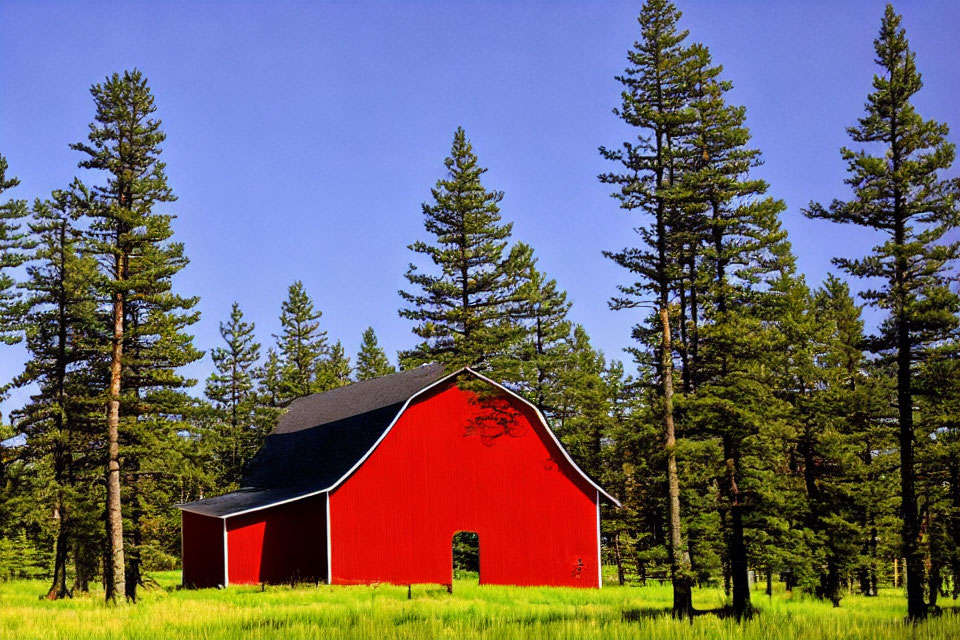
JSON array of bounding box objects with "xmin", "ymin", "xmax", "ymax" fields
[
  {"xmin": 804, "ymin": 4, "xmax": 960, "ymax": 620},
  {"xmin": 399, "ymin": 127, "xmax": 531, "ymax": 381},
  {"xmin": 0, "ymin": 154, "xmax": 31, "ymax": 348},
  {"xmin": 355, "ymin": 327, "xmax": 395, "ymax": 381},
  {"xmin": 204, "ymin": 302, "xmax": 274, "ymax": 488},
  {"xmin": 264, "ymin": 281, "xmax": 346, "ymax": 405}
]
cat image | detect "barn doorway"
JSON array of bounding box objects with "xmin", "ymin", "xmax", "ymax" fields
[{"xmin": 452, "ymin": 531, "xmax": 480, "ymax": 583}]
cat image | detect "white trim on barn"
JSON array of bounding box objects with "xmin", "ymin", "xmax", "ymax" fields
[
  {"xmin": 326, "ymin": 491, "xmax": 333, "ymax": 585},
  {"xmin": 596, "ymin": 490, "xmax": 602, "ymax": 589},
  {"xmin": 180, "ymin": 511, "xmax": 185, "ymax": 587},
  {"xmin": 222, "ymin": 518, "xmax": 229, "ymax": 587}
]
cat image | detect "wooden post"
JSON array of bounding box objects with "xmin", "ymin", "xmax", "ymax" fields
[{"xmin": 893, "ymin": 557, "xmax": 899, "ymax": 588}]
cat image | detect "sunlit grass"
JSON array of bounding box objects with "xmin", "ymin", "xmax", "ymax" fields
[{"xmin": 1, "ymin": 570, "xmax": 958, "ymax": 639}]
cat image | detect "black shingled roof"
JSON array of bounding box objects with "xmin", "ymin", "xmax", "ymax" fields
[{"xmin": 178, "ymin": 363, "xmax": 447, "ymax": 517}]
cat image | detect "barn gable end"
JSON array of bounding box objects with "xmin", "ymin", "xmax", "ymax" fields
[{"xmin": 328, "ymin": 372, "xmax": 608, "ymax": 588}]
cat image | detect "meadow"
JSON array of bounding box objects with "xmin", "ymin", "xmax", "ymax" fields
[{"xmin": 0, "ymin": 571, "xmax": 958, "ymax": 640}]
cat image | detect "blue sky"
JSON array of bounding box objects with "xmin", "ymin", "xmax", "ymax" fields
[{"xmin": 1, "ymin": 1, "xmax": 958, "ymax": 418}]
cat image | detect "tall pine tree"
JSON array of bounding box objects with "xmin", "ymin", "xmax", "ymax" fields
[
  {"xmin": 669, "ymin": 22, "xmax": 792, "ymax": 619},
  {"xmin": 12, "ymin": 191, "xmax": 100, "ymax": 599},
  {"xmin": 600, "ymin": 0, "xmax": 695, "ymax": 617},
  {"xmin": 71, "ymin": 69, "xmax": 201, "ymax": 601},
  {"xmin": 805, "ymin": 5, "xmax": 960, "ymax": 620},
  {"xmin": 399, "ymin": 127, "xmax": 530, "ymax": 380}
]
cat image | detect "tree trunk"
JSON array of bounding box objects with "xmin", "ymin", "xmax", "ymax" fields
[
  {"xmin": 723, "ymin": 435, "xmax": 751, "ymax": 619},
  {"xmin": 46, "ymin": 504, "xmax": 70, "ymax": 600},
  {"xmin": 125, "ymin": 482, "xmax": 143, "ymax": 603},
  {"xmin": 823, "ymin": 559, "xmax": 842, "ymax": 607},
  {"xmin": 105, "ymin": 276, "xmax": 126, "ymax": 603},
  {"xmin": 47, "ymin": 235, "xmax": 72, "ymax": 601},
  {"xmin": 888, "ymin": 98, "xmax": 927, "ymax": 621},
  {"xmin": 896, "ymin": 257, "xmax": 925, "ymax": 621},
  {"xmin": 614, "ymin": 532, "xmax": 625, "ymax": 586},
  {"xmin": 678, "ymin": 283, "xmax": 691, "ymax": 394},
  {"xmin": 928, "ymin": 554, "xmax": 942, "ymax": 610},
  {"xmin": 661, "ymin": 307, "xmax": 694, "ymax": 619}
]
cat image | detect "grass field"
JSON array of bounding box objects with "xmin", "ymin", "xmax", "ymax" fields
[{"xmin": 1, "ymin": 570, "xmax": 958, "ymax": 639}]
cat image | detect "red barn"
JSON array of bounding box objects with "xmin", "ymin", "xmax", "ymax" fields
[{"xmin": 178, "ymin": 365, "xmax": 619, "ymax": 589}]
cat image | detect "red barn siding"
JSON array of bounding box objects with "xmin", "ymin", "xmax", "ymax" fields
[
  {"xmin": 329, "ymin": 382, "xmax": 600, "ymax": 588},
  {"xmin": 226, "ymin": 493, "xmax": 327, "ymax": 584},
  {"xmin": 182, "ymin": 511, "xmax": 224, "ymax": 588}
]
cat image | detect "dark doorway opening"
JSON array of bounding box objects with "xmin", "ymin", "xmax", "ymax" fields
[{"xmin": 452, "ymin": 531, "xmax": 479, "ymax": 582}]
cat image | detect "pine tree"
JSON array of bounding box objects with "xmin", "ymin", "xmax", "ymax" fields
[
  {"xmin": 322, "ymin": 340, "xmax": 352, "ymax": 387},
  {"xmin": 916, "ymin": 329, "xmax": 960, "ymax": 603},
  {"xmin": 399, "ymin": 127, "xmax": 530, "ymax": 380},
  {"xmin": 205, "ymin": 302, "xmax": 267, "ymax": 487},
  {"xmin": 516, "ymin": 254, "xmax": 572, "ymax": 417},
  {"xmin": 115, "ymin": 244, "xmax": 203, "ymax": 600},
  {"xmin": 355, "ymin": 327, "xmax": 395, "ymax": 381},
  {"xmin": 71, "ymin": 69, "xmax": 200, "ymax": 602},
  {"xmin": 12, "ymin": 191, "xmax": 100, "ymax": 599},
  {"xmin": 811, "ymin": 277, "xmax": 897, "ymax": 602},
  {"xmin": 271, "ymin": 281, "xmax": 332, "ymax": 403},
  {"xmin": 599, "ymin": 0, "xmax": 695, "ymax": 617},
  {"xmin": 258, "ymin": 348, "xmax": 285, "ymax": 408},
  {"xmin": 805, "ymin": 5, "xmax": 960, "ymax": 620},
  {"xmin": 0, "ymin": 154, "xmax": 30, "ymax": 347},
  {"xmin": 552, "ymin": 326, "xmax": 610, "ymax": 480},
  {"xmin": 672, "ymin": 24, "xmax": 791, "ymax": 618}
]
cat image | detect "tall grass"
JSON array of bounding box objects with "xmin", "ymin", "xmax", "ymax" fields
[{"xmin": 0, "ymin": 571, "xmax": 957, "ymax": 639}]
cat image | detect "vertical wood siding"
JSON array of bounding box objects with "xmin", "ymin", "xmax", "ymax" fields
[
  {"xmin": 181, "ymin": 511, "xmax": 224, "ymax": 588},
  {"xmin": 330, "ymin": 382, "xmax": 600, "ymax": 588},
  {"xmin": 226, "ymin": 494, "xmax": 327, "ymax": 584}
]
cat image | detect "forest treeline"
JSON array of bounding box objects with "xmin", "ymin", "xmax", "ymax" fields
[{"xmin": 0, "ymin": 0, "xmax": 957, "ymax": 623}]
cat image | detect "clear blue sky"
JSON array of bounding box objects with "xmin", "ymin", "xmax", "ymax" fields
[{"xmin": 1, "ymin": 1, "xmax": 958, "ymax": 418}]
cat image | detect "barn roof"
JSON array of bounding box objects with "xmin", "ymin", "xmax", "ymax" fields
[
  {"xmin": 271, "ymin": 363, "xmax": 447, "ymax": 435},
  {"xmin": 177, "ymin": 364, "xmax": 619, "ymax": 518},
  {"xmin": 178, "ymin": 364, "xmax": 447, "ymax": 518}
]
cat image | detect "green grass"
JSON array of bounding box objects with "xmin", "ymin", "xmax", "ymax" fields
[{"xmin": 0, "ymin": 571, "xmax": 957, "ymax": 639}]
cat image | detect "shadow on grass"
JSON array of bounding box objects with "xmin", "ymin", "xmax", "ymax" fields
[{"xmin": 622, "ymin": 605, "xmax": 758, "ymax": 623}]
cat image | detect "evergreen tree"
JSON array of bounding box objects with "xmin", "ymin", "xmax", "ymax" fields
[
  {"xmin": 0, "ymin": 154, "xmax": 30, "ymax": 347},
  {"xmin": 516, "ymin": 254, "xmax": 572, "ymax": 417},
  {"xmin": 258, "ymin": 348, "xmax": 285, "ymax": 408},
  {"xmin": 270, "ymin": 281, "xmax": 334, "ymax": 402},
  {"xmin": 399, "ymin": 127, "xmax": 530, "ymax": 380},
  {"xmin": 355, "ymin": 327, "xmax": 395, "ymax": 381},
  {"xmin": 323, "ymin": 340, "xmax": 352, "ymax": 387},
  {"xmin": 599, "ymin": 0, "xmax": 695, "ymax": 617},
  {"xmin": 552, "ymin": 326, "xmax": 610, "ymax": 480},
  {"xmin": 672, "ymin": 23, "xmax": 791, "ymax": 618},
  {"xmin": 12, "ymin": 192, "xmax": 100, "ymax": 599},
  {"xmin": 71, "ymin": 69, "xmax": 201, "ymax": 601},
  {"xmin": 805, "ymin": 5, "xmax": 960, "ymax": 619},
  {"xmin": 205, "ymin": 302, "xmax": 268, "ymax": 487},
  {"xmin": 916, "ymin": 329, "xmax": 960, "ymax": 603}
]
